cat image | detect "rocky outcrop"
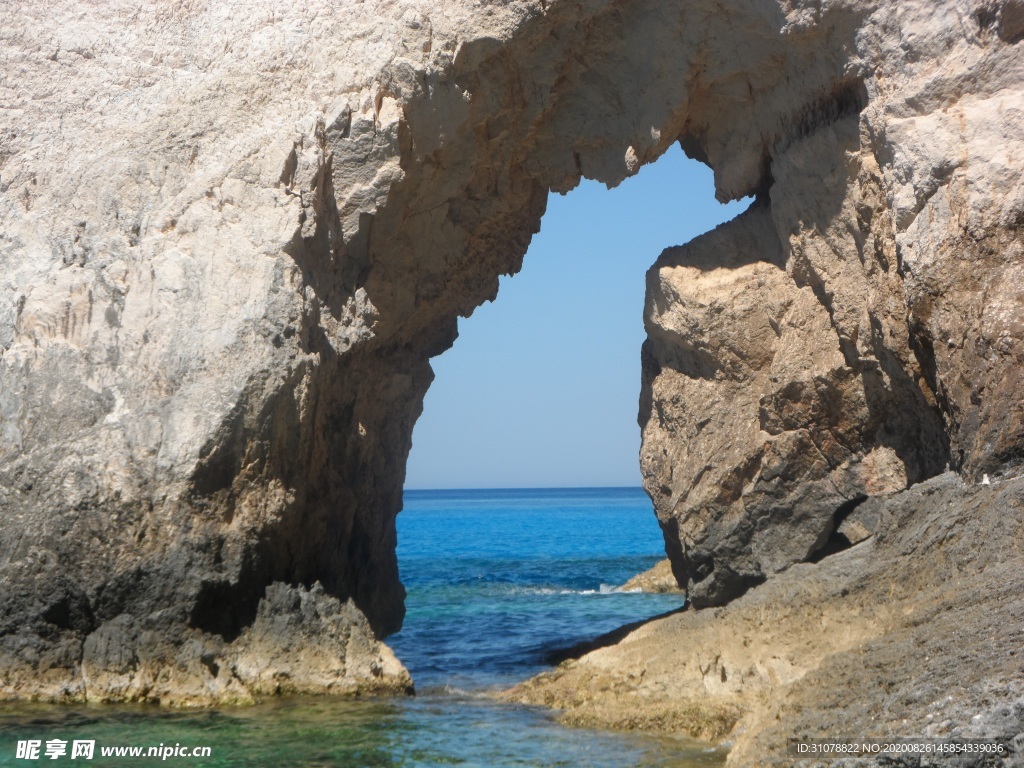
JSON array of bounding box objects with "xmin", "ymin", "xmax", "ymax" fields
[
  {"xmin": 640, "ymin": 5, "xmax": 1024, "ymax": 604},
  {"xmin": 621, "ymin": 559, "xmax": 682, "ymax": 594},
  {"xmin": 1, "ymin": 0, "xmax": 1022, "ymax": 710},
  {"xmin": 640, "ymin": 191, "xmax": 943, "ymax": 605},
  {"xmin": 73, "ymin": 583, "xmax": 411, "ymax": 705},
  {"xmin": 504, "ymin": 474, "xmax": 1024, "ymax": 765}
]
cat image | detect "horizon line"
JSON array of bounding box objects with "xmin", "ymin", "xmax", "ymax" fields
[{"xmin": 404, "ymin": 484, "xmax": 646, "ymax": 492}]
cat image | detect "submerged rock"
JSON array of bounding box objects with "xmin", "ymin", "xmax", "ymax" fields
[{"xmin": 621, "ymin": 560, "xmax": 683, "ymax": 594}]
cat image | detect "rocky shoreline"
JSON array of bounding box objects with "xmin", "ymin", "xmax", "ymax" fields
[
  {"xmin": 0, "ymin": 581, "xmax": 412, "ymax": 706},
  {"xmin": 502, "ymin": 473, "xmax": 1024, "ymax": 766}
]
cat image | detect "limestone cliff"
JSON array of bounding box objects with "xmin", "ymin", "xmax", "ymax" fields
[{"xmin": 1, "ymin": 0, "xmax": 1022, "ymax": 721}]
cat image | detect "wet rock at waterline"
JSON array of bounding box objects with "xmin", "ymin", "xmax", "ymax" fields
[
  {"xmin": 1, "ymin": 3, "xmax": 1023, "ymax": 753},
  {"xmin": 73, "ymin": 583, "xmax": 412, "ymax": 705},
  {"xmin": 621, "ymin": 560, "xmax": 683, "ymax": 594}
]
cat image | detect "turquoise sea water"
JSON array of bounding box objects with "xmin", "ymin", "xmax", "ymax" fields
[{"xmin": 0, "ymin": 488, "xmax": 725, "ymax": 767}]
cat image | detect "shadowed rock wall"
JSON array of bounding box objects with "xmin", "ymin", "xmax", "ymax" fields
[{"xmin": 1, "ymin": 0, "xmax": 1022, "ymax": 702}]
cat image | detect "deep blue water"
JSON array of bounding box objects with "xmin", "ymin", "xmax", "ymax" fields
[
  {"xmin": 0, "ymin": 488, "xmax": 725, "ymax": 767},
  {"xmin": 391, "ymin": 487, "xmax": 685, "ymax": 690}
]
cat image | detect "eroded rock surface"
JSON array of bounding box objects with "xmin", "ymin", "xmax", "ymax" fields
[
  {"xmin": 1, "ymin": 0, "xmax": 1022, "ymax": 717},
  {"xmin": 641, "ymin": 4, "xmax": 1024, "ymax": 604},
  {"xmin": 77, "ymin": 583, "xmax": 411, "ymax": 705}
]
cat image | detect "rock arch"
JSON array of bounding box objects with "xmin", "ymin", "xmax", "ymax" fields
[{"xmin": 1, "ymin": 0, "xmax": 1021, "ymax": 702}]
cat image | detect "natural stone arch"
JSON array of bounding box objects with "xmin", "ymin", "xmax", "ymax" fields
[{"xmin": 1, "ymin": 0, "xmax": 1022, "ymax": 703}]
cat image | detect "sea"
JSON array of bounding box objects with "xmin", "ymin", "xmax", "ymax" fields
[{"xmin": 0, "ymin": 487, "xmax": 726, "ymax": 767}]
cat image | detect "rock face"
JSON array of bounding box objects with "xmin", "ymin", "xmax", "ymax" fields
[
  {"xmin": 1, "ymin": 0, "xmax": 1022, "ymax": 707},
  {"xmin": 640, "ymin": 4, "xmax": 1024, "ymax": 605},
  {"xmin": 77, "ymin": 583, "xmax": 411, "ymax": 705}
]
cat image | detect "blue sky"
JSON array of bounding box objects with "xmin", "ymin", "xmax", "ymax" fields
[{"xmin": 404, "ymin": 144, "xmax": 750, "ymax": 489}]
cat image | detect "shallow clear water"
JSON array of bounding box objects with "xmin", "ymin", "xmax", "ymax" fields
[{"xmin": 0, "ymin": 488, "xmax": 725, "ymax": 767}]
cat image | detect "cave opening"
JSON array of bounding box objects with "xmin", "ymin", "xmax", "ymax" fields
[
  {"xmin": 391, "ymin": 145, "xmax": 749, "ymax": 689},
  {"xmin": 404, "ymin": 144, "xmax": 749, "ymax": 492}
]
